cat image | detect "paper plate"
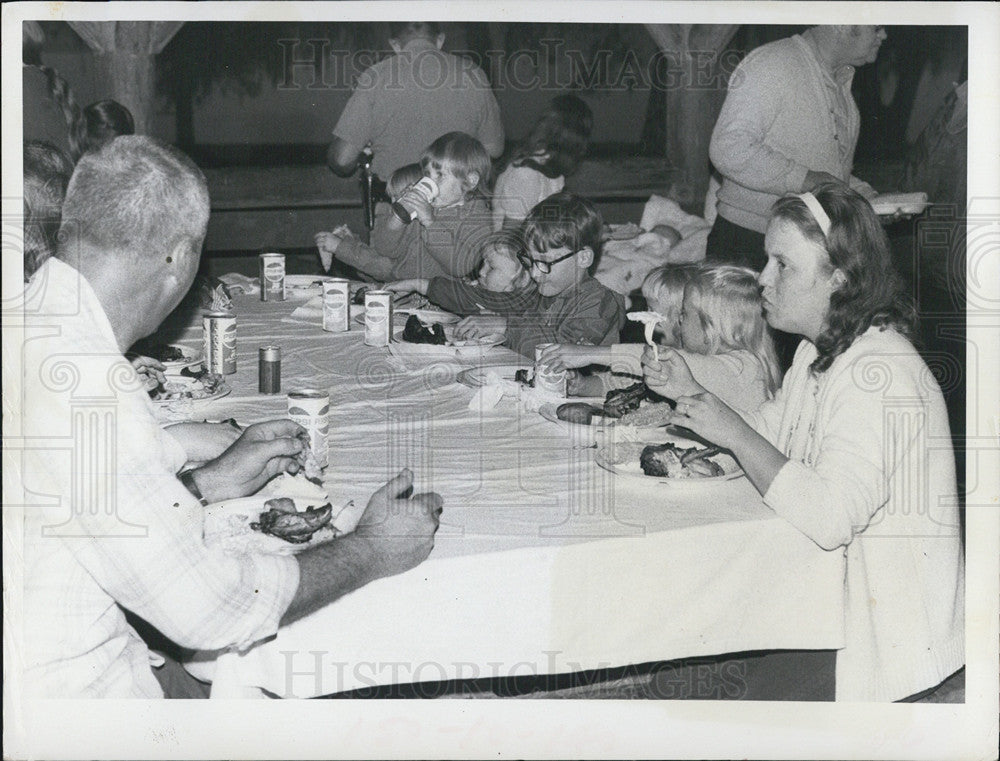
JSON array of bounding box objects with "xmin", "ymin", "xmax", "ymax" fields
[
  {"xmin": 456, "ymin": 364, "xmax": 531, "ymax": 388},
  {"xmin": 594, "ymin": 443, "xmax": 743, "ymax": 485},
  {"xmin": 538, "ymin": 402, "xmax": 673, "ymax": 440},
  {"xmin": 285, "ymin": 275, "xmax": 335, "ymax": 299}
]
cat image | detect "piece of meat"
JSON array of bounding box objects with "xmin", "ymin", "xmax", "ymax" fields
[
  {"xmin": 604, "ymin": 382, "xmax": 648, "ymax": 418},
  {"xmin": 556, "ymin": 403, "xmax": 603, "ymax": 425},
  {"xmin": 251, "ymin": 502, "xmax": 333, "ymax": 544},
  {"xmin": 639, "ymin": 443, "xmax": 723, "ymax": 479},
  {"xmin": 401, "ymin": 314, "xmax": 447, "ymax": 345}
]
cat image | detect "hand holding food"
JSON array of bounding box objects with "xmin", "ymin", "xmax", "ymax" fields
[
  {"xmin": 641, "ymin": 346, "xmax": 703, "ymax": 400},
  {"xmin": 454, "ymin": 315, "xmax": 507, "ymax": 341},
  {"xmin": 537, "ymin": 343, "xmax": 610, "ymax": 372},
  {"xmin": 130, "ymin": 355, "xmax": 166, "ymax": 391},
  {"xmin": 251, "ymin": 498, "xmax": 333, "ymax": 544},
  {"xmin": 669, "ymin": 391, "xmax": 750, "ymax": 448},
  {"xmin": 191, "ymin": 419, "xmax": 308, "ymax": 503}
]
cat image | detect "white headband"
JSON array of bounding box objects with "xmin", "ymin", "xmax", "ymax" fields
[{"xmin": 797, "ymin": 192, "xmax": 831, "ymax": 236}]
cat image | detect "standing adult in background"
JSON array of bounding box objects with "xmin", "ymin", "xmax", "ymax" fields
[
  {"xmin": 327, "ymin": 22, "xmax": 504, "ymax": 180},
  {"xmin": 707, "ymin": 26, "xmax": 885, "ymax": 271}
]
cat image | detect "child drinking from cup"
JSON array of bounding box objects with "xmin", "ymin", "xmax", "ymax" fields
[
  {"xmin": 316, "ymin": 132, "xmax": 493, "ymax": 281},
  {"xmin": 492, "ymin": 94, "xmax": 593, "ymax": 231},
  {"xmin": 540, "ymin": 264, "xmax": 780, "ymax": 412}
]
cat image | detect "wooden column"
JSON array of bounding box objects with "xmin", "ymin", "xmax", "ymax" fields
[{"xmin": 644, "ymin": 24, "xmax": 738, "ymax": 212}]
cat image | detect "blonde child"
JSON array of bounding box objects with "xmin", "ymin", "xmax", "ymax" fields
[
  {"xmin": 315, "ymin": 162, "xmax": 422, "ymax": 278},
  {"xmin": 316, "ymin": 132, "xmax": 493, "ymax": 281},
  {"xmin": 541, "ymin": 264, "xmax": 780, "ymax": 412},
  {"xmin": 386, "ymin": 229, "xmax": 533, "ymax": 303},
  {"xmin": 540, "ymin": 263, "xmax": 698, "ymax": 396},
  {"xmin": 492, "ymin": 94, "xmax": 593, "ymax": 231}
]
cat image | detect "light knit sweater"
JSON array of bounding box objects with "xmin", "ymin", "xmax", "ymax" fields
[
  {"xmin": 748, "ymin": 328, "xmax": 964, "ymax": 701},
  {"xmin": 710, "ymin": 34, "xmax": 871, "ymax": 234}
]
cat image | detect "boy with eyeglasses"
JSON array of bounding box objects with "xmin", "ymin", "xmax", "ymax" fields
[{"xmin": 389, "ymin": 192, "xmax": 625, "ymax": 358}]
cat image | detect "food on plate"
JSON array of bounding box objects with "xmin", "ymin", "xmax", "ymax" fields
[
  {"xmin": 639, "ymin": 443, "xmax": 724, "ymax": 479},
  {"xmin": 556, "ymin": 402, "xmax": 608, "ymax": 425},
  {"xmin": 250, "ymin": 498, "xmax": 333, "ymax": 544},
  {"xmin": 514, "ymin": 368, "xmax": 534, "ymax": 387},
  {"xmin": 148, "ymin": 372, "xmax": 223, "ymax": 401},
  {"xmin": 297, "ymin": 443, "xmax": 323, "ymax": 482},
  {"xmin": 616, "ymin": 401, "xmax": 674, "ymax": 427},
  {"xmin": 401, "ymin": 313, "xmax": 447, "ymax": 345},
  {"xmin": 603, "ymin": 382, "xmax": 649, "ymax": 418}
]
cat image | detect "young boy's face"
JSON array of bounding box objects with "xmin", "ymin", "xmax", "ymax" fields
[
  {"xmin": 521, "ymin": 244, "xmax": 590, "ymax": 297},
  {"xmin": 477, "ymin": 247, "xmax": 522, "ymax": 292},
  {"xmin": 644, "ymin": 288, "xmax": 683, "ymax": 346},
  {"xmin": 424, "ymin": 160, "xmax": 470, "ymax": 208}
]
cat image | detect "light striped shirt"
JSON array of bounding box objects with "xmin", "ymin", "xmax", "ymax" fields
[{"xmin": 18, "ymin": 259, "xmax": 299, "ymax": 697}]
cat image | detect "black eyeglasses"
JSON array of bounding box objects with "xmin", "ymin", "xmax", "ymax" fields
[{"xmin": 516, "ymin": 249, "xmax": 578, "ymax": 274}]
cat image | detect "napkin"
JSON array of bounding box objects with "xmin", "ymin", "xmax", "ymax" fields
[
  {"xmin": 466, "ymin": 371, "xmax": 566, "ymax": 413},
  {"xmin": 219, "ymin": 272, "xmax": 260, "ymax": 296},
  {"xmin": 285, "ymin": 294, "xmax": 324, "ymax": 324}
]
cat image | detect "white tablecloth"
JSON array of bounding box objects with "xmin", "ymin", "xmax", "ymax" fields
[{"xmin": 158, "ymin": 288, "xmax": 846, "ymax": 698}]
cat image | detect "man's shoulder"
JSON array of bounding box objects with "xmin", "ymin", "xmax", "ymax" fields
[{"xmin": 739, "ymin": 35, "xmax": 805, "ymax": 71}]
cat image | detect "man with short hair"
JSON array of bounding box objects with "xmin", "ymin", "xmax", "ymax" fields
[
  {"xmin": 15, "ymin": 136, "xmax": 442, "ymax": 698},
  {"xmin": 707, "ymin": 25, "xmax": 886, "ymax": 270},
  {"xmin": 328, "ymin": 21, "xmax": 504, "ymax": 179}
]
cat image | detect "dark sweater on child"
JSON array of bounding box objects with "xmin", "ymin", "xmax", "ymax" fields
[{"xmin": 426, "ymin": 275, "xmax": 626, "ymax": 357}]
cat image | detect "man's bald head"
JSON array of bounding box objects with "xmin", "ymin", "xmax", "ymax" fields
[{"xmin": 58, "ymin": 135, "xmax": 209, "ymax": 269}]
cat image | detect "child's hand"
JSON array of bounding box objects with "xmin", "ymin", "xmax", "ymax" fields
[
  {"xmin": 396, "ymin": 187, "xmax": 435, "ymax": 227},
  {"xmin": 454, "ymin": 315, "xmax": 507, "ymax": 341},
  {"xmin": 314, "ymin": 231, "xmax": 343, "ymax": 272},
  {"xmin": 384, "ymin": 279, "xmax": 429, "ymax": 296},
  {"xmin": 537, "ymin": 343, "xmax": 610, "ymax": 372},
  {"xmin": 641, "ymin": 346, "xmax": 703, "ymax": 399}
]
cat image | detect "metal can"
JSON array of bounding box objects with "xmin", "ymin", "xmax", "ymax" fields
[
  {"xmin": 259, "ymin": 252, "xmax": 286, "ymax": 302},
  {"xmin": 287, "ymin": 389, "xmax": 329, "ymax": 468},
  {"xmin": 534, "ymin": 343, "xmax": 567, "ymax": 396},
  {"xmin": 258, "ymin": 345, "xmax": 281, "ymax": 394},
  {"xmin": 322, "ymin": 278, "xmax": 351, "ymax": 332},
  {"xmin": 364, "ymin": 290, "xmax": 393, "ymax": 347},
  {"xmin": 203, "ymin": 311, "xmax": 237, "ymax": 375},
  {"xmin": 391, "ymin": 176, "xmax": 438, "ymax": 224}
]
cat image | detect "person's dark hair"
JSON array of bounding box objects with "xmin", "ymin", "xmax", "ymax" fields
[
  {"xmin": 770, "ymin": 183, "xmax": 917, "ymax": 374},
  {"xmin": 58, "ymin": 135, "xmax": 209, "ymax": 265},
  {"xmin": 506, "ymin": 94, "xmax": 594, "ymax": 179},
  {"xmin": 23, "ymin": 140, "xmax": 74, "ymax": 278},
  {"xmin": 520, "ymin": 191, "xmax": 603, "ymax": 272},
  {"xmin": 388, "ymin": 22, "xmax": 441, "ymax": 42},
  {"xmin": 82, "ymin": 100, "xmax": 135, "ymax": 154}
]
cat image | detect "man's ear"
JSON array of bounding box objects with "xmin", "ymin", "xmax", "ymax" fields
[
  {"xmin": 576, "ymin": 247, "xmax": 594, "ymax": 269},
  {"xmin": 434, "ymin": 33, "xmax": 446, "ymax": 50},
  {"xmin": 463, "ymin": 171, "xmax": 480, "ymax": 192},
  {"xmin": 830, "ymin": 268, "xmax": 847, "ymax": 291}
]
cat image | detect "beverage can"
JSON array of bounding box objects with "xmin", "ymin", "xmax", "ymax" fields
[
  {"xmin": 322, "ymin": 278, "xmax": 351, "ymax": 332},
  {"xmin": 534, "ymin": 343, "xmax": 567, "ymax": 396},
  {"xmin": 258, "ymin": 345, "xmax": 281, "ymax": 394},
  {"xmin": 287, "ymin": 389, "xmax": 329, "ymax": 468},
  {"xmin": 259, "ymin": 253, "xmax": 286, "ymax": 302},
  {"xmin": 203, "ymin": 311, "xmax": 237, "ymax": 375},
  {"xmin": 391, "ymin": 176, "xmax": 439, "ymax": 224},
  {"xmin": 364, "ymin": 290, "xmax": 393, "ymax": 347}
]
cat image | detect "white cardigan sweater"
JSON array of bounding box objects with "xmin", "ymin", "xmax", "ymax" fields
[{"xmin": 748, "ymin": 328, "xmax": 964, "ymax": 701}]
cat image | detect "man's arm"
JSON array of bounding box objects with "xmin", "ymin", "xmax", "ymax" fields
[
  {"xmin": 281, "ymin": 470, "xmax": 441, "ymax": 625},
  {"xmin": 327, "ymin": 136, "xmax": 363, "ymax": 177}
]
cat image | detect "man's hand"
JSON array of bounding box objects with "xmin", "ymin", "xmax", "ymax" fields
[
  {"xmin": 190, "ymin": 419, "xmax": 307, "ymax": 503},
  {"xmin": 801, "ymin": 170, "xmax": 845, "ymax": 193},
  {"xmin": 354, "ymin": 469, "xmax": 442, "ymax": 579},
  {"xmin": 165, "ymin": 420, "xmax": 243, "ymax": 465},
  {"xmin": 641, "ymin": 346, "xmax": 704, "ymax": 400},
  {"xmin": 454, "ymin": 315, "xmax": 507, "ymax": 341},
  {"xmin": 130, "ymin": 355, "xmax": 166, "ymax": 391}
]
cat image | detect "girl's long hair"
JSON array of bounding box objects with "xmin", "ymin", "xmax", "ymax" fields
[
  {"xmin": 770, "ymin": 184, "xmax": 916, "ymax": 374},
  {"xmin": 684, "ymin": 264, "xmax": 782, "ymax": 396},
  {"xmin": 36, "ymin": 65, "xmax": 86, "ymax": 162},
  {"xmin": 505, "ymin": 94, "xmax": 593, "ymax": 179}
]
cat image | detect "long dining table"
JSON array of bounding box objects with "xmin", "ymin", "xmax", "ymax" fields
[{"xmin": 155, "ymin": 280, "xmax": 847, "ymax": 699}]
